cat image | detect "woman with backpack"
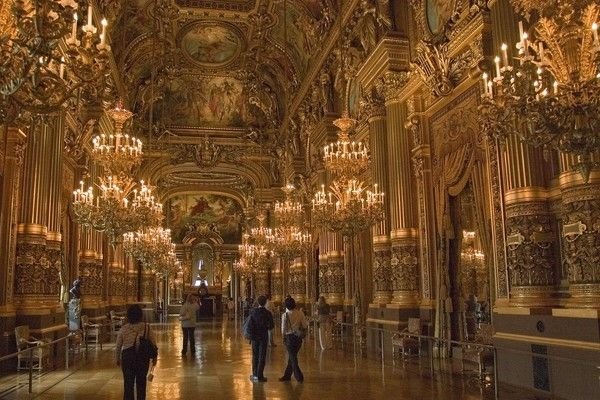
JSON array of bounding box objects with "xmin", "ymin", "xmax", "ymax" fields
[{"xmin": 116, "ymin": 304, "xmax": 158, "ymax": 400}]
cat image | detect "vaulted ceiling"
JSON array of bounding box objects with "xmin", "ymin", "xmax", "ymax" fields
[{"xmin": 99, "ymin": 0, "xmax": 339, "ymax": 215}]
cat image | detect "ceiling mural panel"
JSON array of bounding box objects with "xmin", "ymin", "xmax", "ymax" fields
[
  {"xmin": 174, "ymin": 0, "xmax": 257, "ymax": 12},
  {"xmin": 146, "ymin": 76, "xmax": 250, "ymax": 127},
  {"xmin": 181, "ymin": 22, "xmax": 243, "ymax": 67},
  {"xmin": 168, "ymin": 194, "xmax": 243, "ymax": 243}
]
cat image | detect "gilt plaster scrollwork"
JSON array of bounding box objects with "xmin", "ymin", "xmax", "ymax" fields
[
  {"xmin": 15, "ymin": 241, "xmax": 51, "ymax": 295},
  {"xmin": 80, "ymin": 260, "xmax": 103, "ymax": 296},
  {"xmin": 321, "ymin": 260, "xmax": 345, "ymax": 295},
  {"xmin": 359, "ymin": 86, "xmax": 386, "ymax": 121},
  {"xmin": 560, "ymin": 185, "xmax": 600, "ymax": 302},
  {"xmin": 110, "ymin": 269, "xmax": 126, "ymax": 297},
  {"xmin": 372, "ymin": 248, "xmax": 392, "ymax": 294},
  {"xmin": 505, "ymin": 201, "xmax": 557, "ymax": 301},
  {"xmin": 377, "ymin": 71, "xmax": 411, "ymax": 103},
  {"xmin": 390, "ymin": 244, "xmax": 419, "ymax": 291}
]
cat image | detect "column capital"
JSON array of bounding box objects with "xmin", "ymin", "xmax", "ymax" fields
[
  {"xmin": 377, "ymin": 71, "xmax": 411, "ymax": 104},
  {"xmin": 356, "ymin": 33, "xmax": 410, "ymax": 90},
  {"xmin": 360, "ymin": 87, "xmax": 386, "ymax": 122}
]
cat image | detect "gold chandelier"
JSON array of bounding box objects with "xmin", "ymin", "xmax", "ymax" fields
[
  {"xmin": 123, "ymin": 227, "xmax": 179, "ymax": 275},
  {"xmin": 72, "ymin": 104, "xmax": 162, "ymax": 244},
  {"xmin": 274, "ymin": 184, "xmax": 304, "ymax": 227},
  {"xmin": 313, "ymin": 113, "xmax": 384, "ymax": 236},
  {"xmin": 249, "ymin": 212, "xmax": 273, "ymax": 246},
  {"xmin": 323, "ymin": 113, "xmax": 370, "ymax": 178},
  {"xmin": 267, "ymin": 225, "xmax": 311, "ymax": 262},
  {"xmin": 479, "ymin": 0, "xmax": 600, "ymax": 181},
  {"xmin": 237, "ymin": 232, "xmax": 274, "ymax": 273},
  {"xmin": 1, "ymin": 2, "xmax": 111, "ymax": 120}
]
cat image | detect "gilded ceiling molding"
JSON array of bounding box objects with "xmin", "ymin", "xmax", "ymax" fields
[{"xmin": 0, "ymin": 0, "xmax": 13, "ymax": 37}]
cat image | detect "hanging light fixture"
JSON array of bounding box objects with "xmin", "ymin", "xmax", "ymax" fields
[
  {"xmin": 1, "ymin": 2, "xmax": 111, "ymax": 119},
  {"xmin": 479, "ymin": 0, "xmax": 600, "ymax": 181},
  {"xmin": 72, "ymin": 103, "xmax": 162, "ymax": 244}
]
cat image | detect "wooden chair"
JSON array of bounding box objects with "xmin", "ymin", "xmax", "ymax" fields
[
  {"xmin": 462, "ymin": 323, "xmax": 494, "ymax": 378},
  {"xmin": 14, "ymin": 326, "xmax": 48, "ymax": 371},
  {"xmin": 81, "ymin": 315, "xmax": 102, "ymax": 349},
  {"xmin": 392, "ymin": 318, "xmax": 422, "ymax": 362},
  {"xmin": 109, "ymin": 310, "xmax": 124, "ymax": 341}
]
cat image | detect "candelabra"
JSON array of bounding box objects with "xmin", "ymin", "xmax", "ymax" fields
[
  {"xmin": 274, "ymin": 184, "xmax": 304, "ymax": 228},
  {"xmin": 1, "ymin": 2, "xmax": 111, "ymax": 119},
  {"xmin": 250, "ymin": 212, "xmax": 273, "ymax": 246},
  {"xmin": 312, "ymin": 178, "xmax": 384, "ymax": 237},
  {"xmin": 268, "ymin": 225, "xmax": 311, "ymax": 262},
  {"xmin": 323, "ymin": 113, "xmax": 370, "ymax": 179},
  {"xmin": 123, "ymin": 227, "xmax": 179, "ymax": 274},
  {"xmin": 238, "ymin": 233, "xmax": 273, "ymax": 272},
  {"xmin": 479, "ymin": 0, "xmax": 600, "ymax": 181},
  {"xmin": 92, "ymin": 104, "xmax": 143, "ymax": 175}
]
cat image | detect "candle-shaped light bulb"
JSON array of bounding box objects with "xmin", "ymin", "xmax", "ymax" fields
[
  {"xmin": 482, "ymin": 72, "xmax": 489, "ymax": 95},
  {"xmin": 71, "ymin": 12, "xmax": 78, "ymax": 40},
  {"xmin": 87, "ymin": 5, "xmax": 93, "ymax": 27},
  {"xmin": 593, "ymin": 22, "xmax": 599, "ymax": 46},
  {"xmin": 100, "ymin": 18, "xmax": 107, "ymax": 45},
  {"xmin": 501, "ymin": 43, "xmax": 509, "ymax": 67},
  {"xmin": 553, "ymin": 81, "xmax": 558, "ymax": 94},
  {"xmin": 494, "ymin": 56, "xmax": 501, "ymax": 78},
  {"xmin": 538, "ymin": 42, "xmax": 545, "ymax": 63},
  {"xmin": 59, "ymin": 57, "xmax": 65, "ymax": 79}
]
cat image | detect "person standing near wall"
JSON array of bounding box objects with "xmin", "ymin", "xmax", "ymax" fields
[{"xmin": 180, "ymin": 294, "xmax": 200, "ymax": 356}]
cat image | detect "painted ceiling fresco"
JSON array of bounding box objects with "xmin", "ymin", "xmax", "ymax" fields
[
  {"xmin": 168, "ymin": 194, "xmax": 243, "ymax": 243},
  {"xmin": 181, "ymin": 22, "xmax": 242, "ymax": 67},
  {"xmin": 139, "ymin": 76, "xmax": 251, "ymax": 127}
]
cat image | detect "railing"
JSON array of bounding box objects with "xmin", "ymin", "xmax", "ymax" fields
[
  {"xmin": 0, "ymin": 332, "xmax": 76, "ymax": 394},
  {"xmin": 0, "ymin": 320, "xmax": 117, "ymax": 395}
]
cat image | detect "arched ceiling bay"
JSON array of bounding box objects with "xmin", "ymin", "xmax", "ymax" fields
[{"xmin": 98, "ymin": 0, "xmax": 339, "ymax": 221}]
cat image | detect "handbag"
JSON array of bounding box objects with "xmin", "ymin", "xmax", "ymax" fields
[
  {"xmin": 136, "ymin": 323, "xmax": 158, "ymax": 360},
  {"xmin": 285, "ymin": 312, "xmax": 306, "ymax": 340}
]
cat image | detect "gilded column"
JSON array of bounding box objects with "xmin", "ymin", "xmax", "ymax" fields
[
  {"xmin": 558, "ymin": 155, "xmax": 600, "ymax": 307},
  {"xmin": 254, "ymin": 269, "xmax": 270, "ymax": 298},
  {"xmin": 125, "ymin": 258, "xmax": 139, "ymax": 303},
  {"xmin": 503, "ymin": 135, "xmax": 558, "ymax": 306},
  {"xmin": 0, "ymin": 128, "xmax": 26, "ymax": 318},
  {"xmin": 289, "ymin": 258, "xmax": 306, "ymax": 304},
  {"xmin": 141, "ymin": 268, "xmax": 154, "ymax": 304},
  {"xmin": 108, "ymin": 246, "xmax": 126, "ymax": 308},
  {"xmin": 15, "ymin": 117, "xmax": 63, "ymax": 313},
  {"xmin": 271, "ymin": 267, "xmax": 283, "ymax": 303},
  {"xmin": 326, "ymin": 232, "xmax": 345, "ymax": 305},
  {"xmin": 361, "ymin": 87, "xmax": 392, "ymax": 304},
  {"xmin": 382, "ymin": 74, "xmax": 421, "ymax": 307}
]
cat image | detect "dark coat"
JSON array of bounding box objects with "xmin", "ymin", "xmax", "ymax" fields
[{"xmin": 249, "ymin": 307, "xmax": 274, "ymax": 341}]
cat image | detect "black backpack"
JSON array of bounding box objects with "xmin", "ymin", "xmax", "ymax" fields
[
  {"xmin": 243, "ymin": 313, "xmax": 255, "ymax": 340},
  {"xmin": 136, "ymin": 323, "xmax": 158, "ymax": 360}
]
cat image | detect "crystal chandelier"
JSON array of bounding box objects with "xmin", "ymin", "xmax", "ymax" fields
[
  {"xmin": 123, "ymin": 227, "xmax": 179, "ymax": 275},
  {"xmin": 479, "ymin": 0, "xmax": 600, "ymax": 181},
  {"xmin": 238, "ymin": 232, "xmax": 273, "ymax": 272},
  {"xmin": 72, "ymin": 104, "xmax": 162, "ymax": 244},
  {"xmin": 250, "ymin": 212, "xmax": 273, "ymax": 246},
  {"xmin": 267, "ymin": 225, "xmax": 311, "ymax": 261},
  {"xmin": 1, "ymin": 2, "xmax": 111, "ymax": 120},
  {"xmin": 323, "ymin": 113, "xmax": 370, "ymax": 178},
  {"xmin": 92, "ymin": 104, "xmax": 143, "ymax": 175},
  {"xmin": 274, "ymin": 184, "xmax": 304, "ymax": 227},
  {"xmin": 313, "ymin": 177, "xmax": 384, "ymax": 237}
]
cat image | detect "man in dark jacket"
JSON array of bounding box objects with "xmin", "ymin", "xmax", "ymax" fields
[{"xmin": 248, "ymin": 295, "xmax": 274, "ymax": 382}]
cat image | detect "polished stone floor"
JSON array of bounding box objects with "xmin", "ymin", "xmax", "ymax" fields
[{"xmin": 0, "ymin": 318, "xmax": 549, "ymax": 400}]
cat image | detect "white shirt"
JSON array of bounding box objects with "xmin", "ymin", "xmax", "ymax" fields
[
  {"xmin": 115, "ymin": 322, "xmax": 155, "ymax": 361},
  {"xmin": 281, "ymin": 309, "xmax": 307, "ymax": 336}
]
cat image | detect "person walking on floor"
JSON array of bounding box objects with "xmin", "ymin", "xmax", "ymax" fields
[
  {"xmin": 248, "ymin": 295, "xmax": 274, "ymax": 383},
  {"xmin": 180, "ymin": 294, "xmax": 200, "ymax": 356},
  {"xmin": 265, "ymin": 294, "xmax": 277, "ymax": 347},
  {"xmin": 116, "ymin": 304, "xmax": 158, "ymax": 400},
  {"xmin": 279, "ymin": 296, "xmax": 307, "ymax": 383}
]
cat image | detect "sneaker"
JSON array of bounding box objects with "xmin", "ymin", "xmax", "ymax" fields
[
  {"xmin": 278, "ymin": 377, "xmax": 291, "ymax": 382},
  {"xmin": 249, "ymin": 375, "xmax": 258, "ymax": 382}
]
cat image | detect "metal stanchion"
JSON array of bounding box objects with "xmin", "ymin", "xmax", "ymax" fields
[
  {"xmin": 65, "ymin": 334, "xmax": 69, "ymax": 369},
  {"xmin": 493, "ymin": 347, "xmax": 499, "ymax": 399},
  {"xmin": 429, "ymin": 338, "xmax": 434, "ymax": 378},
  {"xmin": 28, "ymin": 347, "xmax": 34, "ymax": 393},
  {"xmin": 380, "ymin": 331, "xmax": 385, "ymax": 367}
]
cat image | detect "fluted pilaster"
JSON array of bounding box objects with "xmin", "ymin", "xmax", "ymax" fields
[
  {"xmin": 0, "ymin": 127, "xmax": 26, "ymax": 313},
  {"xmin": 289, "ymin": 258, "xmax": 307, "ymax": 304},
  {"xmin": 383, "ymin": 74, "xmax": 421, "ymax": 307}
]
